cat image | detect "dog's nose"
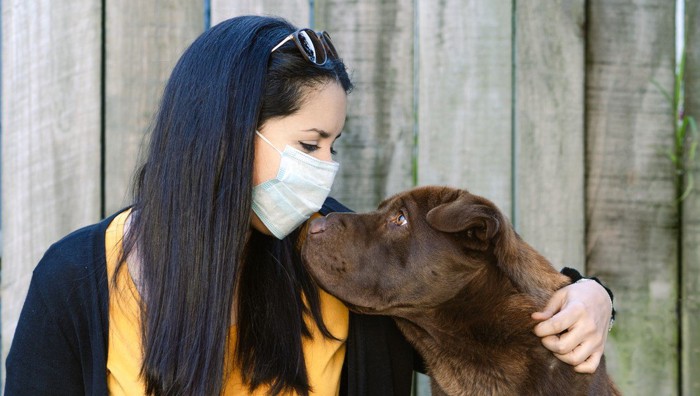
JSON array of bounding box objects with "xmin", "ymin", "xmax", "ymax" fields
[{"xmin": 309, "ymin": 217, "xmax": 327, "ymax": 234}]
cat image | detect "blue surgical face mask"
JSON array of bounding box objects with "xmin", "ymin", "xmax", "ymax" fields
[{"xmin": 252, "ymin": 131, "xmax": 340, "ymax": 239}]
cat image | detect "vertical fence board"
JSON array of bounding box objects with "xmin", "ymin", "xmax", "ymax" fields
[
  {"xmin": 211, "ymin": 0, "xmax": 309, "ymax": 28},
  {"xmin": 105, "ymin": 1, "xmax": 204, "ymax": 215},
  {"xmin": 586, "ymin": 1, "xmax": 677, "ymax": 394},
  {"xmin": 1, "ymin": 0, "xmax": 102, "ymax": 379},
  {"xmin": 315, "ymin": 0, "xmax": 414, "ymax": 212},
  {"xmin": 682, "ymin": 1, "xmax": 700, "ymax": 394},
  {"xmin": 417, "ymin": 0, "xmax": 513, "ymax": 215},
  {"xmin": 515, "ymin": 1, "xmax": 586, "ymax": 271},
  {"xmin": 416, "ymin": 2, "xmax": 512, "ymax": 393}
]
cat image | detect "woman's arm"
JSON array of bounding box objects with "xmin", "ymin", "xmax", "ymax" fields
[
  {"xmin": 531, "ymin": 269, "xmax": 615, "ymax": 373},
  {"xmin": 5, "ymin": 274, "xmax": 85, "ymax": 395}
]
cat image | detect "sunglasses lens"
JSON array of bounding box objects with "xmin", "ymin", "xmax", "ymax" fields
[
  {"xmin": 272, "ymin": 28, "xmax": 335, "ymax": 65},
  {"xmin": 319, "ymin": 31, "xmax": 339, "ymax": 59},
  {"xmin": 297, "ymin": 29, "xmax": 326, "ymax": 65}
]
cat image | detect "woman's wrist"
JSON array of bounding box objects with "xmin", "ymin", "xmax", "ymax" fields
[{"xmin": 561, "ymin": 267, "xmax": 616, "ymax": 331}]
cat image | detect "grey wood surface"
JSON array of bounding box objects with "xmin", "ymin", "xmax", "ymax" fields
[
  {"xmin": 415, "ymin": 2, "xmax": 512, "ymax": 391},
  {"xmin": 104, "ymin": 0, "xmax": 204, "ymax": 214},
  {"xmin": 682, "ymin": 1, "xmax": 700, "ymax": 394},
  {"xmin": 417, "ymin": 0, "xmax": 513, "ymax": 217},
  {"xmin": 315, "ymin": 0, "xmax": 415, "ymax": 212},
  {"xmin": 586, "ymin": 1, "xmax": 678, "ymax": 394},
  {"xmin": 211, "ymin": 0, "xmax": 309, "ymax": 28},
  {"xmin": 1, "ymin": 0, "xmax": 103, "ymax": 381},
  {"xmin": 514, "ymin": 1, "xmax": 586, "ymax": 272}
]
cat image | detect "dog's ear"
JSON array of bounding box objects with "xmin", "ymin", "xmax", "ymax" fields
[
  {"xmin": 426, "ymin": 193, "xmax": 501, "ymax": 249},
  {"xmin": 426, "ymin": 189, "xmax": 563, "ymax": 301}
]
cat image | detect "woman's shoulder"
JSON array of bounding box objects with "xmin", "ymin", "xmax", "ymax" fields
[
  {"xmin": 320, "ymin": 196, "xmax": 353, "ymax": 215},
  {"xmin": 31, "ymin": 210, "xmax": 123, "ymax": 293}
]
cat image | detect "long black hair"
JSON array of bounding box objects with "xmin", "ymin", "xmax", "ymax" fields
[{"xmin": 118, "ymin": 16, "xmax": 353, "ymax": 396}]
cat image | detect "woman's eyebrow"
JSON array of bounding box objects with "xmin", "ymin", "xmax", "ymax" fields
[{"xmin": 302, "ymin": 128, "xmax": 331, "ymax": 138}]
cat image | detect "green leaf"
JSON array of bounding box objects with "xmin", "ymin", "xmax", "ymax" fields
[
  {"xmin": 689, "ymin": 116, "xmax": 698, "ymax": 136},
  {"xmin": 679, "ymin": 176, "xmax": 694, "ymax": 202},
  {"xmin": 668, "ymin": 151, "xmax": 678, "ymax": 164},
  {"xmin": 689, "ymin": 141, "xmax": 698, "ymax": 163},
  {"xmin": 651, "ymin": 79, "xmax": 673, "ymax": 104}
]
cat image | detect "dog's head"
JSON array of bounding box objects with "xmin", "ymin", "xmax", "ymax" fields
[{"xmin": 302, "ymin": 186, "xmax": 562, "ymax": 315}]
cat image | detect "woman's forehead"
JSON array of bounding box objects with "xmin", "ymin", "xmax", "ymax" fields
[{"xmin": 266, "ymin": 82, "xmax": 347, "ymax": 137}]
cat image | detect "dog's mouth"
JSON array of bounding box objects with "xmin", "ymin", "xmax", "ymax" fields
[
  {"xmin": 344, "ymin": 301, "xmax": 426, "ymax": 317},
  {"xmin": 313, "ymin": 283, "xmax": 420, "ymax": 316},
  {"xmin": 307, "ymin": 278, "xmax": 379, "ymax": 314},
  {"xmin": 343, "ymin": 303, "xmax": 379, "ymax": 315}
]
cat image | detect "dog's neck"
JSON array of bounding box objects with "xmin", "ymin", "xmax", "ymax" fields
[
  {"xmin": 393, "ymin": 292, "xmax": 543, "ymax": 394},
  {"xmin": 393, "ymin": 250, "xmax": 571, "ymax": 395},
  {"xmin": 492, "ymin": 230, "xmax": 571, "ymax": 303},
  {"xmin": 395, "ymin": 264, "xmax": 540, "ymax": 345}
]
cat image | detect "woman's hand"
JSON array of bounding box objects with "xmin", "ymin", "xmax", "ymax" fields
[{"xmin": 531, "ymin": 279, "xmax": 613, "ymax": 373}]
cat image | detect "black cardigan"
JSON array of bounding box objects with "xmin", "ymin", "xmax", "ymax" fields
[{"xmin": 5, "ymin": 200, "xmax": 419, "ymax": 396}]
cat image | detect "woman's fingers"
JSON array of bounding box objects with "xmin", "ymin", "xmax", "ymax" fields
[{"xmin": 532, "ymin": 280, "xmax": 612, "ymax": 371}]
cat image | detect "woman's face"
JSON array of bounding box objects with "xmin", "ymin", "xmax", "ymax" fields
[{"xmin": 251, "ymin": 81, "xmax": 347, "ymax": 235}]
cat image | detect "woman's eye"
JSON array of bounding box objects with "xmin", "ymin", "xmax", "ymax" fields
[
  {"xmin": 391, "ymin": 211, "xmax": 408, "ymax": 226},
  {"xmin": 299, "ymin": 142, "xmax": 320, "ymax": 152},
  {"xmin": 300, "ymin": 141, "xmax": 338, "ymax": 156}
]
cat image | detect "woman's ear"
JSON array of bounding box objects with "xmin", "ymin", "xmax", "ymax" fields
[{"xmin": 426, "ymin": 192, "xmax": 501, "ymax": 248}]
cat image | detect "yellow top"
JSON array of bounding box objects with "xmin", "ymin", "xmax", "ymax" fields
[{"xmin": 105, "ymin": 210, "xmax": 348, "ymax": 395}]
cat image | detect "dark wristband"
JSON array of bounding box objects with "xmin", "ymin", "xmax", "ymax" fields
[{"xmin": 561, "ymin": 267, "xmax": 616, "ymax": 322}]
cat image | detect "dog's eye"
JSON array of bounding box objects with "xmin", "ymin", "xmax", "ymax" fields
[{"xmin": 391, "ymin": 211, "xmax": 408, "ymax": 226}]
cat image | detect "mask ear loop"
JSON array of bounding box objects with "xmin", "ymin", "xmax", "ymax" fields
[{"xmin": 255, "ymin": 131, "xmax": 283, "ymax": 155}]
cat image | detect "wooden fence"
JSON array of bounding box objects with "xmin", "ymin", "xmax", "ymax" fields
[{"xmin": 2, "ymin": 0, "xmax": 698, "ymax": 394}]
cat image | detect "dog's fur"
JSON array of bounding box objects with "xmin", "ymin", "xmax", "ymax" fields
[{"xmin": 302, "ymin": 186, "xmax": 619, "ymax": 396}]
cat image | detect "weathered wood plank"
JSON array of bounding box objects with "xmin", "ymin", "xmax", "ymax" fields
[
  {"xmin": 104, "ymin": 1, "xmax": 204, "ymax": 214},
  {"xmin": 315, "ymin": 0, "xmax": 414, "ymax": 212},
  {"xmin": 416, "ymin": 2, "xmax": 512, "ymax": 393},
  {"xmin": 586, "ymin": 0, "xmax": 677, "ymax": 393},
  {"xmin": 1, "ymin": 0, "xmax": 102, "ymax": 378},
  {"xmin": 417, "ymin": 0, "xmax": 513, "ymax": 217},
  {"xmin": 211, "ymin": 0, "xmax": 309, "ymax": 28},
  {"xmin": 682, "ymin": 1, "xmax": 700, "ymax": 394},
  {"xmin": 514, "ymin": 1, "xmax": 586, "ymax": 272}
]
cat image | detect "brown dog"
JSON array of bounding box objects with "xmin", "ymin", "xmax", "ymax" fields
[{"xmin": 302, "ymin": 186, "xmax": 619, "ymax": 396}]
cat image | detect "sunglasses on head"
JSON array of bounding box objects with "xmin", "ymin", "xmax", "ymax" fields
[{"xmin": 271, "ymin": 28, "xmax": 338, "ymax": 65}]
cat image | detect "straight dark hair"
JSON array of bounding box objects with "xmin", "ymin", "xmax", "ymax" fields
[{"xmin": 118, "ymin": 16, "xmax": 353, "ymax": 396}]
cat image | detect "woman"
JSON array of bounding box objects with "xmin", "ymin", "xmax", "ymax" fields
[{"xmin": 5, "ymin": 16, "xmax": 614, "ymax": 396}]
